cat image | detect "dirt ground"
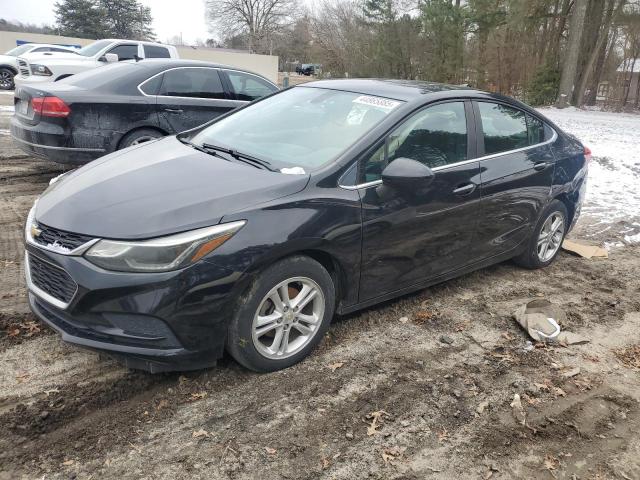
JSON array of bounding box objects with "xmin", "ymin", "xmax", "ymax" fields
[{"xmin": 1, "ymin": 93, "xmax": 640, "ymax": 480}]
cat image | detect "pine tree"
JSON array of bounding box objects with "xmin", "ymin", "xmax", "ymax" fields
[{"xmin": 54, "ymin": 0, "xmax": 106, "ymax": 39}]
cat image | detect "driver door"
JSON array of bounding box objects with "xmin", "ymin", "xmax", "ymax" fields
[{"xmin": 358, "ymin": 100, "xmax": 482, "ymax": 301}]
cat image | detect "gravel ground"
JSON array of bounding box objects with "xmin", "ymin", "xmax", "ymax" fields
[{"xmin": 1, "ymin": 93, "xmax": 640, "ymax": 480}]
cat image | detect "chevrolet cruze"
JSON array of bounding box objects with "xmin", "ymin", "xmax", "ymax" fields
[{"xmin": 24, "ymin": 79, "xmax": 589, "ymax": 372}]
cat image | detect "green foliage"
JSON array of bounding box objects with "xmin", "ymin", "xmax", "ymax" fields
[
  {"xmin": 54, "ymin": 0, "xmax": 104, "ymax": 39},
  {"xmin": 54, "ymin": 0, "xmax": 155, "ymax": 40},
  {"xmin": 526, "ymin": 63, "xmax": 561, "ymax": 106}
]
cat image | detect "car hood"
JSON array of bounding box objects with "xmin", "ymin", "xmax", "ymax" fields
[
  {"xmin": 0, "ymin": 54, "xmax": 17, "ymax": 66},
  {"xmin": 21, "ymin": 52, "xmax": 88, "ymax": 64},
  {"xmin": 35, "ymin": 136, "xmax": 310, "ymax": 239}
]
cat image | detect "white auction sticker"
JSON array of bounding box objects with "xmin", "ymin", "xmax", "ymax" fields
[{"xmin": 352, "ymin": 95, "xmax": 402, "ymax": 111}]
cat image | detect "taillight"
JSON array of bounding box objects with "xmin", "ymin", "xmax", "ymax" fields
[
  {"xmin": 584, "ymin": 146, "xmax": 592, "ymax": 164},
  {"xmin": 31, "ymin": 96, "xmax": 71, "ymax": 118}
]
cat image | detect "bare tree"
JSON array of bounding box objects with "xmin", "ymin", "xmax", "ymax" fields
[
  {"xmin": 205, "ymin": 0, "xmax": 299, "ymax": 53},
  {"xmin": 556, "ymin": 0, "xmax": 589, "ymax": 107}
]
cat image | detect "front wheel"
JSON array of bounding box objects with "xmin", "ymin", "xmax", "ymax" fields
[
  {"xmin": 0, "ymin": 68, "xmax": 15, "ymax": 90},
  {"xmin": 514, "ymin": 200, "xmax": 568, "ymax": 269},
  {"xmin": 226, "ymin": 256, "xmax": 335, "ymax": 372}
]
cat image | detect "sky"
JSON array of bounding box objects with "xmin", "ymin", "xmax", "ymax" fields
[{"xmin": 1, "ymin": 0, "xmax": 212, "ymax": 44}]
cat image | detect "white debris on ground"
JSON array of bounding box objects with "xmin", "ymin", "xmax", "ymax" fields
[{"xmin": 539, "ymin": 107, "xmax": 640, "ymax": 245}]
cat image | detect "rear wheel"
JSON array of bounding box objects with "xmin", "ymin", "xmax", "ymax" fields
[
  {"xmin": 119, "ymin": 128, "xmax": 164, "ymax": 149},
  {"xmin": 0, "ymin": 68, "xmax": 15, "ymax": 90},
  {"xmin": 514, "ymin": 200, "xmax": 568, "ymax": 269},
  {"xmin": 226, "ymin": 256, "xmax": 335, "ymax": 372}
]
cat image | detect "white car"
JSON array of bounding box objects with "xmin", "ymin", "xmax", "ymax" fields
[
  {"xmin": 14, "ymin": 39, "xmax": 179, "ymax": 87},
  {"xmin": 0, "ymin": 43, "xmax": 79, "ymax": 90}
]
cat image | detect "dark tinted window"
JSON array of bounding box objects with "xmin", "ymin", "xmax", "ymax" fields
[
  {"xmin": 160, "ymin": 68, "xmax": 225, "ymax": 99},
  {"xmin": 362, "ymin": 101, "xmax": 468, "ymax": 182},
  {"xmin": 526, "ymin": 114, "xmax": 545, "ymax": 144},
  {"xmin": 226, "ymin": 70, "xmax": 276, "ymax": 101},
  {"xmin": 144, "ymin": 45, "xmax": 170, "ymax": 58},
  {"xmin": 478, "ymin": 102, "xmax": 528, "ymax": 155},
  {"xmin": 51, "ymin": 47, "xmax": 73, "ymax": 53},
  {"xmin": 108, "ymin": 44, "xmax": 138, "ymax": 61},
  {"xmin": 32, "ymin": 47, "xmax": 51, "ymax": 52},
  {"xmin": 140, "ymin": 74, "xmax": 163, "ymax": 95}
]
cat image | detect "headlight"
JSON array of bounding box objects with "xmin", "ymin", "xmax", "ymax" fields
[
  {"xmin": 84, "ymin": 221, "xmax": 246, "ymax": 273},
  {"xmin": 31, "ymin": 64, "xmax": 53, "ymax": 76}
]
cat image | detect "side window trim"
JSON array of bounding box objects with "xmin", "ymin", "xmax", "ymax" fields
[
  {"xmin": 138, "ymin": 67, "xmax": 239, "ymax": 101},
  {"xmin": 473, "ymin": 100, "xmax": 558, "ymax": 161}
]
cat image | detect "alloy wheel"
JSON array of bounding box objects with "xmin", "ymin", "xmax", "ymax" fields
[
  {"xmin": 251, "ymin": 276, "xmax": 325, "ymax": 359},
  {"xmin": 129, "ymin": 135, "xmax": 157, "ymax": 146},
  {"xmin": 537, "ymin": 212, "xmax": 564, "ymax": 262},
  {"xmin": 0, "ymin": 70, "xmax": 13, "ymax": 90}
]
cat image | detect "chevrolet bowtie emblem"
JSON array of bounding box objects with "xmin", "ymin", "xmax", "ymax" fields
[{"xmin": 31, "ymin": 224, "xmax": 42, "ymax": 238}]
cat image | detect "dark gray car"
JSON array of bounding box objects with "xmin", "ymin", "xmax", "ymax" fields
[{"xmin": 11, "ymin": 59, "xmax": 278, "ymax": 164}]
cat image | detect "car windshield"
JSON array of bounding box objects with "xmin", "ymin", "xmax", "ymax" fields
[
  {"xmin": 77, "ymin": 40, "xmax": 112, "ymax": 57},
  {"xmin": 190, "ymin": 87, "xmax": 403, "ymax": 172},
  {"xmin": 5, "ymin": 45, "xmax": 32, "ymax": 56}
]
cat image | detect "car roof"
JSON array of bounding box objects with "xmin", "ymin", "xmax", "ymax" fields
[
  {"xmin": 300, "ymin": 78, "xmax": 482, "ymax": 102},
  {"xmin": 132, "ymin": 59, "xmax": 274, "ymax": 81}
]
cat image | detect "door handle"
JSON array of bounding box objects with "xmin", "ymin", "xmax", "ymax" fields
[
  {"xmin": 164, "ymin": 108, "xmax": 183, "ymax": 114},
  {"xmin": 533, "ymin": 162, "xmax": 548, "ymax": 171},
  {"xmin": 452, "ymin": 183, "xmax": 476, "ymax": 195}
]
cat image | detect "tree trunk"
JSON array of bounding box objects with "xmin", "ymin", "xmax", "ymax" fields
[{"xmin": 556, "ymin": 0, "xmax": 588, "ymax": 107}]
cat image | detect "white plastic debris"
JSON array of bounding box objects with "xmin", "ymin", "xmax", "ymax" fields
[{"xmin": 280, "ymin": 167, "xmax": 306, "ymax": 175}]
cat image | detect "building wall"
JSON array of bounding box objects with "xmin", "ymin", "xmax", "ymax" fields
[{"xmin": 0, "ymin": 31, "xmax": 278, "ymax": 83}]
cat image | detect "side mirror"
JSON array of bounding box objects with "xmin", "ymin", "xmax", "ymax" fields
[
  {"xmin": 381, "ymin": 157, "xmax": 435, "ymax": 189},
  {"xmin": 102, "ymin": 53, "xmax": 119, "ymax": 63}
]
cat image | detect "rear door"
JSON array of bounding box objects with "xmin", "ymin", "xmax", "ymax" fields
[
  {"xmin": 155, "ymin": 67, "xmax": 240, "ymax": 133},
  {"xmin": 358, "ymin": 100, "xmax": 482, "ymax": 301},
  {"xmin": 473, "ymin": 101, "xmax": 556, "ymax": 257}
]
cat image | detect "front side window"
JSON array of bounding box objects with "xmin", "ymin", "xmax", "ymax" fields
[
  {"xmin": 159, "ymin": 68, "xmax": 225, "ymax": 99},
  {"xmin": 144, "ymin": 45, "xmax": 170, "ymax": 58},
  {"xmin": 190, "ymin": 87, "xmax": 403, "ymax": 171},
  {"xmin": 107, "ymin": 44, "xmax": 138, "ymax": 61},
  {"xmin": 361, "ymin": 101, "xmax": 468, "ymax": 182},
  {"xmin": 478, "ymin": 102, "xmax": 528, "ymax": 155},
  {"xmin": 32, "ymin": 47, "xmax": 51, "ymax": 53},
  {"xmin": 226, "ymin": 70, "xmax": 277, "ymax": 101}
]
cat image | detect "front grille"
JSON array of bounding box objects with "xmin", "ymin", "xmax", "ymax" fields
[
  {"xmin": 17, "ymin": 59, "xmax": 29, "ymax": 77},
  {"xmin": 29, "ymin": 254, "xmax": 77, "ymax": 304},
  {"xmin": 34, "ymin": 223, "xmax": 94, "ymax": 251}
]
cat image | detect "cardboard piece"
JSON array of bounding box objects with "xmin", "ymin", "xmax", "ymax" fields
[
  {"xmin": 513, "ymin": 299, "xmax": 589, "ymax": 345},
  {"xmin": 562, "ymin": 239, "xmax": 608, "ymax": 259}
]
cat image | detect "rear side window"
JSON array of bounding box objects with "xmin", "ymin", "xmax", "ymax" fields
[
  {"xmin": 526, "ymin": 114, "xmax": 545, "ymax": 144},
  {"xmin": 140, "ymin": 74, "xmax": 163, "ymax": 95},
  {"xmin": 144, "ymin": 45, "xmax": 170, "ymax": 58},
  {"xmin": 108, "ymin": 44, "xmax": 138, "ymax": 61},
  {"xmin": 159, "ymin": 68, "xmax": 225, "ymax": 99},
  {"xmin": 226, "ymin": 71, "xmax": 276, "ymax": 101},
  {"xmin": 478, "ymin": 102, "xmax": 528, "ymax": 155}
]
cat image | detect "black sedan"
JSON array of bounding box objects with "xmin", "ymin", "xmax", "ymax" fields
[
  {"xmin": 10, "ymin": 59, "xmax": 278, "ymax": 164},
  {"xmin": 24, "ymin": 79, "xmax": 589, "ymax": 373}
]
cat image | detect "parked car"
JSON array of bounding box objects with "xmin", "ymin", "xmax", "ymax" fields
[
  {"xmin": 295, "ymin": 63, "xmax": 321, "ymax": 76},
  {"xmin": 0, "ymin": 43, "xmax": 78, "ymax": 90},
  {"xmin": 23, "ymin": 79, "xmax": 589, "ymax": 373},
  {"xmin": 13, "ymin": 38, "xmax": 178, "ymax": 86},
  {"xmin": 11, "ymin": 59, "xmax": 278, "ymax": 164}
]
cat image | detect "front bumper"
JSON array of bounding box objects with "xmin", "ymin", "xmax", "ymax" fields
[
  {"xmin": 25, "ymin": 243, "xmax": 240, "ymax": 372},
  {"xmin": 11, "ymin": 116, "xmax": 105, "ymax": 164}
]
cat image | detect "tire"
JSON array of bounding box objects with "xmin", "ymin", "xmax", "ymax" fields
[
  {"xmin": 513, "ymin": 200, "xmax": 568, "ymax": 269},
  {"xmin": 118, "ymin": 128, "xmax": 164, "ymax": 149},
  {"xmin": 0, "ymin": 68, "xmax": 15, "ymax": 90},
  {"xmin": 226, "ymin": 256, "xmax": 335, "ymax": 372}
]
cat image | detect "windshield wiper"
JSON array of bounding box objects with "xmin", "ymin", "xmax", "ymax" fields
[
  {"xmin": 178, "ymin": 137, "xmax": 227, "ymax": 159},
  {"xmin": 201, "ymin": 142, "xmax": 276, "ymax": 172}
]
